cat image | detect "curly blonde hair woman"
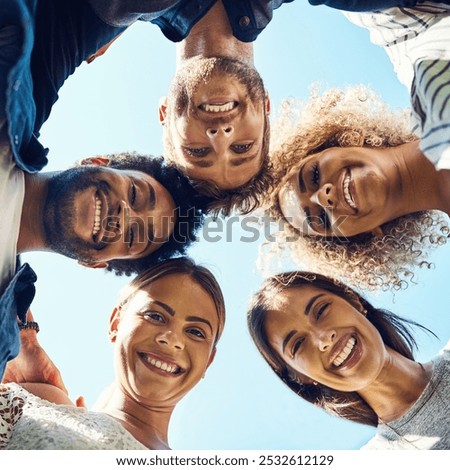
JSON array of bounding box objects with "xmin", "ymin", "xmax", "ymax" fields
[{"xmin": 263, "ymin": 86, "xmax": 450, "ymax": 291}]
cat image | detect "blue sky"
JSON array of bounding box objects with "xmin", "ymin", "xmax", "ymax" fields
[{"xmin": 22, "ymin": 2, "xmax": 450, "ymax": 450}]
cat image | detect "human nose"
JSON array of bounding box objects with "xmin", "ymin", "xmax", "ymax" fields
[
  {"xmin": 311, "ymin": 183, "xmax": 335, "ymax": 209},
  {"xmin": 156, "ymin": 330, "xmax": 185, "ymax": 351},
  {"xmin": 206, "ymin": 124, "xmax": 234, "ymax": 139},
  {"xmin": 315, "ymin": 329, "xmax": 336, "ymax": 352}
]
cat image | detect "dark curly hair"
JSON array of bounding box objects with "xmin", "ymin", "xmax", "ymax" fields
[{"xmin": 94, "ymin": 152, "xmax": 212, "ymax": 276}]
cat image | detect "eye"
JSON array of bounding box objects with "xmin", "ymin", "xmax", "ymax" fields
[
  {"xmin": 186, "ymin": 327, "xmax": 206, "ymax": 339},
  {"xmin": 231, "ymin": 143, "xmax": 252, "ymax": 154},
  {"xmin": 184, "ymin": 147, "xmax": 209, "ymax": 157},
  {"xmin": 143, "ymin": 311, "xmax": 165, "ymax": 323},
  {"xmin": 128, "ymin": 226, "xmax": 134, "ymax": 248},
  {"xmin": 130, "ymin": 182, "xmax": 137, "ymax": 207},
  {"xmin": 310, "ymin": 162, "xmax": 320, "ymax": 187},
  {"xmin": 291, "ymin": 337, "xmax": 304, "ymax": 356},
  {"xmin": 316, "ymin": 302, "xmax": 330, "ymax": 320}
]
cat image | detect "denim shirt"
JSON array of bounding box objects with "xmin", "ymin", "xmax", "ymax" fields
[
  {"xmin": 308, "ymin": 0, "xmax": 450, "ymax": 11},
  {"xmin": 152, "ymin": 0, "xmax": 294, "ymax": 43},
  {"xmin": 0, "ymin": 262, "xmax": 36, "ymax": 379}
]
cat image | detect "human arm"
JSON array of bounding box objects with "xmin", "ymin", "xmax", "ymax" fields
[
  {"xmin": 411, "ymin": 60, "xmax": 450, "ymax": 170},
  {"xmin": 2, "ymin": 310, "xmax": 68, "ymax": 394}
]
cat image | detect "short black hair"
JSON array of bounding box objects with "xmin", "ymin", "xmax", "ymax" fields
[{"xmin": 99, "ymin": 152, "xmax": 211, "ymax": 276}]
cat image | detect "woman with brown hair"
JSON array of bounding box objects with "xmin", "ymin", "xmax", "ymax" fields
[
  {"xmin": 1, "ymin": 257, "xmax": 225, "ymax": 449},
  {"xmin": 247, "ymin": 270, "xmax": 449, "ymax": 449}
]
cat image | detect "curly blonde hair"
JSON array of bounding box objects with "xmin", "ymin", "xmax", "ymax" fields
[{"xmin": 261, "ymin": 85, "xmax": 450, "ymax": 291}]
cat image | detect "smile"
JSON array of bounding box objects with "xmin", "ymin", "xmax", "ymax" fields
[
  {"xmin": 92, "ymin": 194, "xmax": 102, "ymax": 239},
  {"xmin": 199, "ymin": 101, "xmax": 237, "ymax": 113},
  {"xmin": 342, "ymin": 172, "xmax": 357, "ymax": 210},
  {"xmin": 332, "ymin": 336, "xmax": 356, "ymax": 367},
  {"xmin": 138, "ymin": 352, "xmax": 183, "ymax": 375}
]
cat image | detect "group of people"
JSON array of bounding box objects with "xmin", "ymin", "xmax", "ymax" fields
[{"xmin": 0, "ymin": 0, "xmax": 449, "ymax": 451}]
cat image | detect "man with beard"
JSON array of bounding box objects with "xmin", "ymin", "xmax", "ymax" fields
[
  {"xmin": 157, "ymin": 1, "xmax": 273, "ymax": 216},
  {"xmin": 0, "ymin": 0, "xmax": 289, "ymax": 380},
  {"xmin": 0, "ymin": 150, "xmax": 207, "ymax": 378}
]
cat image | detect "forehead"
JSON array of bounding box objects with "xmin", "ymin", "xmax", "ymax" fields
[
  {"xmin": 265, "ymin": 285, "xmax": 327, "ymax": 324},
  {"xmin": 125, "ymin": 274, "xmax": 220, "ymax": 325}
]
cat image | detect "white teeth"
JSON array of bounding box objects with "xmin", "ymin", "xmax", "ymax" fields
[
  {"xmin": 144, "ymin": 355, "xmax": 179, "ymax": 374},
  {"xmin": 333, "ymin": 337, "xmax": 356, "ymax": 367},
  {"xmin": 202, "ymin": 102, "xmax": 235, "ymax": 113},
  {"xmin": 343, "ymin": 174, "xmax": 357, "ymax": 209},
  {"xmin": 92, "ymin": 196, "xmax": 102, "ymax": 236}
]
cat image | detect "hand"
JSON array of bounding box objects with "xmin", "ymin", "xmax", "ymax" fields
[{"xmin": 2, "ymin": 312, "xmax": 68, "ymax": 395}]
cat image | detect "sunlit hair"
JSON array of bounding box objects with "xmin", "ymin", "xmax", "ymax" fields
[
  {"xmin": 247, "ymin": 271, "xmax": 435, "ymax": 426},
  {"xmin": 118, "ymin": 257, "xmax": 226, "ymax": 345},
  {"xmin": 262, "ymin": 85, "xmax": 449, "ymax": 291}
]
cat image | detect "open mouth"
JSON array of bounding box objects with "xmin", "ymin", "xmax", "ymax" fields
[
  {"xmin": 332, "ymin": 336, "xmax": 356, "ymax": 368},
  {"xmin": 198, "ymin": 101, "xmax": 237, "ymax": 113},
  {"xmin": 92, "ymin": 194, "xmax": 102, "ymax": 240},
  {"xmin": 342, "ymin": 172, "xmax": 357, "ymax": 210},
  {"xmin": 138, "ymin": 352, "xmax": 184, "ymax": 375}
]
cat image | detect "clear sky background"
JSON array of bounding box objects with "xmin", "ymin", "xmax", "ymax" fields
[{"xmin": 21, "ymin": 2, "xmax": 450, "ymax": 450}]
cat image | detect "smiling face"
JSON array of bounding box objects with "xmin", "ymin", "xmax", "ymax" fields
[
  {"xmin": 264, "ymin": 285, "xmax": 387, "ymax": 392},
  {"xmin": 110, "ymin": 273, "xmax": 219, "ymax": 406},
  {"xmin": 161, "ymin": 57, "xmax": 270, "ymax": 190},
  {"xmin": 43, "ymin": 163, "xmax": 176, "ymax": 266},
  {"xmin": 277, "ymin": 146, "xmax": 401, "ymax": 237}
]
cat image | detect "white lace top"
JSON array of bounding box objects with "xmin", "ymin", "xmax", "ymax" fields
[{"xmin": 0, "ymin": 383, "xmax": 147, "ymax": 450}]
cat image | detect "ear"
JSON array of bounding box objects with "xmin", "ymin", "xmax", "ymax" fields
[
  {"xmin": 158, "ymin": 97, "xmax": 168, "ymax": 125},
  {"xmin": 79, "ymin": 156, "xmax": 111, "ymax": 167},
  {"xmin": 108, "ymin": 306, "xmax": 121, "ymax": 343},
  {"xmin": 264, "ymin": 91, "xmax": 271, "ymax": 115},
  {"xmin": 78, "ymin": 260, "xmax": 109, "ymax": 269},
  {"xmin": 370, "ymin": 226, "xmax": 384, "ymax": 238}
]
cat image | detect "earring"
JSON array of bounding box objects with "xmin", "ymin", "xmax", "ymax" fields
[{"xmin": 312, "ymin": 381, "xmax": 318, "ymax": 386}]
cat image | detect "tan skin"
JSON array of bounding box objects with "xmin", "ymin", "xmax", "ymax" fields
[
  {"xmin": 17, "ymin": 157, "xmax": 176, "ymax": 269},
  {"xmin": 278, "ymin": 140, "xmax": 450, "ymax": 238},
  {"xmin": 264, "ymin": 285, "xmax": 432, "ymax": 422},
  {"xmin": 159, "ymin": 0, "xmax": 270, "ymax": 190},
  {"xmin": 3, "ymin": 274, "xmax": 219, "ymax": 450}
]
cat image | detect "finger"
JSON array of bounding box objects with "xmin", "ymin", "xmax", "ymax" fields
[{"xmin": 75, "ymin": 396, "xmax": 87, "ymax": 409}]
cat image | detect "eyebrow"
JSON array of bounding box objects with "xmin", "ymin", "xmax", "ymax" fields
[
  {"xmin": 147, "ymin": 182, "xmax": 155, "ymax": 210},
  {"xmin": 189, "ymin": 160, "xmax": 214, "ymax": 168},
  {"xmin": 139, "ymin": 223, "xmax": 155, "ymax": 256},
  {"xmin": 282, "ymin": 330, "xmax": 297, "ymax": 354},
  {"xmin": 305, "ymin": 294, "xmax": 325, "ymax": 316},
  {"xmin": 298, "ymin": 163, "xmax": 307, "ymax": 193},
  {"xmin": 230, "ymin": 154, "xmax": 258, "ymax": 167},
  {"xmin": 153, "ymin": 300, "xmax": 175, "ymax": 316},
  {"xmin": 186, "ymin": 315, "xmax": 213, "ymax": 333}
]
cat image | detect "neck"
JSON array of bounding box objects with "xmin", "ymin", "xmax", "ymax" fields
[
  {"xmin": 394, "ymin": 140, "xmax": 450, "ymax": 215},
  {"xmin": 97, "ymin": 384, "xmax": 175, "ymax": 450},
  {"xmin": 17, "ymin": 173, "xmax": 52, "ymax": 253},
  {"xmin": 359, "ymin": 347, "xmax": 432, "ymax": 422},
  {"xmin": 176, "ymin": 0, "xmax": 254, "ymax": 67}
]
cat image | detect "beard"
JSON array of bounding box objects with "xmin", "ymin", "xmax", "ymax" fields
[
  {"xmin": 166, "ymin": 56, "xmax": 266, "ymax": 116},
  {"xmin": 43, "ymin": 166, "xmax": 110, "ymax": 263}
]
